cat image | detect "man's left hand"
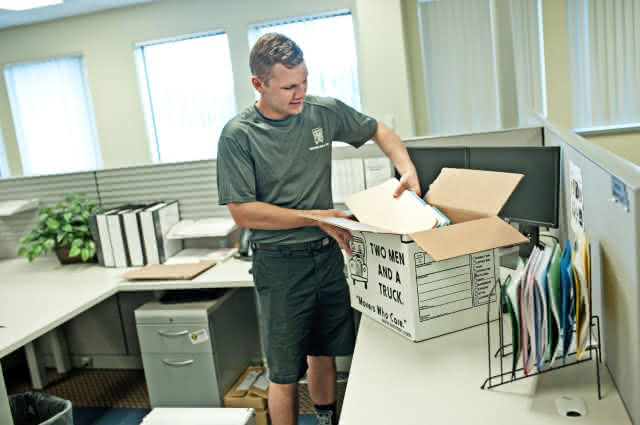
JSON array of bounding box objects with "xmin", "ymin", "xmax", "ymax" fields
[{"xmin": 393, "ymin": 168, "xmax": 421, "ymax": 198}]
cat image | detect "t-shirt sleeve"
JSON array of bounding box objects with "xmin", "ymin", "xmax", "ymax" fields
[
  {"xmin": 216, "ymin": 135, "xmax": 256, "ymax": 205},
  {"xmin": 333, "ymin": 99, "xmax": 378, "ymax": 148}
]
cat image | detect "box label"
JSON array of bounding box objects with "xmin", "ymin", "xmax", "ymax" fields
[
  {"xmin": 415, "ymin": 250, "xmax": 497, "ymax": 321},
  {"xmin": 347, "ymin": 232, "xmax": 413, "ymax": 338}
]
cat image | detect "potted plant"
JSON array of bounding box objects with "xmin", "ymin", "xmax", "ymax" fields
[{"xmin": 18, "ymin": 193, "xmax": 102, "ymax": 264}]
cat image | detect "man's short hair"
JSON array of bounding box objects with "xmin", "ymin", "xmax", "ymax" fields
[{"xmin": 250, "ymin": 33, "xmax": 304, "ymax": 85}]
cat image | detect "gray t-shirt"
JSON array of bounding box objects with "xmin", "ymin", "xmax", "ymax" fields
[{"xmin": 216, "ymin": 95, "xmax": 378, "ymax": 244}]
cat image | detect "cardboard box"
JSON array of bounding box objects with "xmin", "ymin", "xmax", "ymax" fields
[
  {"xmin": 224, "ymin": 367, "xmax": 268, "ymax": 411},
  {"xmin": 309, "ymin": 168, "xmax": 528, "ymax": 341}
]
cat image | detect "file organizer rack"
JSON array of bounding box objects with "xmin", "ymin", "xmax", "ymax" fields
[{"xmin": 480, "ymin": 277, "xmax": 602, "ymax": 399}]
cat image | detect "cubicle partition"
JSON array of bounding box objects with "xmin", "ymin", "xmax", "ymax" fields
[
  {"xmin": 0, "ymin": 126, "xmax": 544, "ymax": 371},
  {"xmin": 543, "ymin": 119, "xmax": 640, "ymax": 425}
]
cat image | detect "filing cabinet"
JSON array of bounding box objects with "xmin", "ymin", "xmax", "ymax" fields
[{"xmin": 135, "ymin": 288, "xmax": 260, "ymax": 407}]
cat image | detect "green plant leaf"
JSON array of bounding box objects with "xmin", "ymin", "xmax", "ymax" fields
[
  {"xmin": 72, "ymin": 238, "xmax": 84, "ymax": 248},
  {"xmin": 88, "ymin": 245, "xmax": 96, "ymax": 258},
  {"xmin": 69, "ymin": 246, "xmax": 81, "ymax": 257},
  {"xmin": 62, "ymin": 224, "xmax": 73, "ymax": 233},
  {"xmin": 81, "ymin": 248, "xmax": 90, "ymax": 262},
  {"xmin": 27, "ymin": 252, "xmax": 35, "ymax": 262},
  {"xmin": 87, "ymin": 240, "xmax": 96, "ymax": 250},
  {"xmin": 44, "ymin": 239, "xmax": 55, "ymax": 250},
  {"xmin": 65, "ymin": 194, "xmax": 75, "ymax": 203},
  {"xmin": 82, "ymin": 210, "xmax": 90, "ymax": 219},
  {"xmin": 39, "ymin": 213, "xmax": 49, "ymax": 221},
  {"xmin": 77, "ymin": 225, "xmax": 89, "ymax": 233},
  {"xmin": 17, "ymin": 247, "xmax": 27, "ymax": 257},
  {"xmin": 47, "ymin": 218, "xmax": 60, "ymax": 230},
  {"xmin": 56, "ymin": 232, "xmax": 65, "ymax": 243},
  {"xmin": 18, "ymin": 235, "xmax": 31, "ymax": 244},
  {"xmin": 33, "ymin": 245, "xmax": 42, "ymax": 257},
  {"xmin": 56, "ymin": 202, "xmax": 65, "ymax": 210},
  {"xmin": 63, "ymin": 212, "xmax": 73, "ymax": 222}
]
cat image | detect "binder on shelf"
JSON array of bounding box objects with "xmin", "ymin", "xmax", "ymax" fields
[
  {"xmin": 139, "ymin": 201, "xmax": 183, "ymax": 265},
  {"xmin": 108, "ymin": 209, "xmax": 133, "ymax": 268},
  {"xmin": 89, "ymin": 207, "xmax": 122, "ymax": 267},
  {"xmin": 122, "ymin": 206, "xmax": 149, "ymax": 267}
]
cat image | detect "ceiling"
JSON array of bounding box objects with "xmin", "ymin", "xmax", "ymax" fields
[{"xmin": 0, "ymin": 0, "xmax": 153, "ymax": 30}]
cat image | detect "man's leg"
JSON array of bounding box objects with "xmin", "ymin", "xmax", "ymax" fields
[
  {"xmin": 308, "ymin": 355, "xmax": 338, "ymax": 425},
  {"xmin": 269, "ymin": 382, "xmax": 299, "ymax": 425},
  {"xmin": 307, "ymin": 355, "xmax": 336, "ymax": 405}
]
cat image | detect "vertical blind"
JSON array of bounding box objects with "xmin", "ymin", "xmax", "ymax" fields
[
  {"xmin": 568, "ymin": 0, "xmax": 640, "ymax": 129},
  {"xmin": 136, "ymin": 32, "xmax": 236, "ymax": 163},
  {"xmin": 510, "ymin": 0, "xmax": 546, "ymax": 125},
  {"xmin": 418, "ymin": 0, "xmax": 500, "ymax": 134},
  {"xmin": 248, "ymin": 11, "xmax": 362, "ymax": 111},
  {"xmin": 4, "ymin": 56, "xmax": 101, "ymax": 176}
]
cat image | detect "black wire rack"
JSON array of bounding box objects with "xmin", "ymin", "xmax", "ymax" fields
[{"xmin": 480, "ymin": 275, "xmax": 602, "ymax": 400}]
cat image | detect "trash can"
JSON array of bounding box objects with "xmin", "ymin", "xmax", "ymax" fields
[{"xmin": 9, "ymin": 392, "xmax": 72, "ymax": 425}]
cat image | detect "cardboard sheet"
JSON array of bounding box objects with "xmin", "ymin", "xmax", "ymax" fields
[{"xmin": 122, "ymin": 260, "xmax": 216, "ymax": 280}]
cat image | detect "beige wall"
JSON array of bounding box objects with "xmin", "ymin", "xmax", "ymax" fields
[
  {"xmin": 0, "ymin": 0, "xmax": 415, "ymax": 176},
  {"xmin": 541, "ymin": 0, "xmax": 640, "ymax": 165}
]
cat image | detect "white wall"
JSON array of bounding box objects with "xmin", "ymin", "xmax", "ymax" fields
[{"xmin": 0, "ymin": 0, "xmax": 415, "ymax": 176}]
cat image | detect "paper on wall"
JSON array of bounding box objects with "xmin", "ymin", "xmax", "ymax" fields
[
  {"xmin": 364, "ymin": 157, "xmax": 393, "ymax": 189},
  {"xmin": 569, "ymin": 161, "xmax": 584, "ymax": 234},
  {"xmin": 332, "ymin": 159, "xmax": 365, "ymax": 203}
]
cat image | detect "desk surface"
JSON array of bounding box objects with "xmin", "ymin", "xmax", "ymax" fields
[
  {"xmin": 0, "ymin": 256, "xmax": 253, "ymax": 358},
  {"xmin": 340, "ymin": 316, "xmax": 631, "ymax": 425}
]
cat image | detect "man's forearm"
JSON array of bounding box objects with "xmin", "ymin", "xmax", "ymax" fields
[
  {"xmin": 227, "ymin": 201, "xmax": 316, "ymax": 230},
  {"xmin": 372, "ymin": 121, "xmax": 415, "ymax": 175}
]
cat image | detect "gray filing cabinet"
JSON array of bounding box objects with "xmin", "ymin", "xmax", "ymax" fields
[{"xmin": 135, "ymin": 288, "xmax": 260, "ymax": 407}]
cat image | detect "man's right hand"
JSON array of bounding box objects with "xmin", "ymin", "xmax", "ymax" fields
[{"xmin": 307, "ymin": 209, "xmax": 353, "ymax": 255}]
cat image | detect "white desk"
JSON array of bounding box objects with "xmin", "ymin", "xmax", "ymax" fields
[
  {"xmin": 0, "ymin": 256, "xmax": 253, "ymax": 425},
  {"xmin": 340, "ymin": 313, "xmax": 631, "ymax": 424}
]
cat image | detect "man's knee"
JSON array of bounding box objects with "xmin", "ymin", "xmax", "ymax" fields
[
  {"xmin": 269, "ymin": 381, "xmax": 298, "ymax": 397},
  {"xmin": 307, "ymin": 355, "xmax": 335, "ymax": 373}
]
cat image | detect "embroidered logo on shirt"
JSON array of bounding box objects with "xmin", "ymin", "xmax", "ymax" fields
[
  {"xmin": 310, "ymin": 127, "xmax": 329, "ymax": 151},
  {"xmin": 312, "ymin": 127, "xmax": 324, "ymax": 145}
]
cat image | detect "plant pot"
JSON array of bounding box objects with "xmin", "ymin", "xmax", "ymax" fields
[{"xmin": 55, "ymin": 246, "xmax": 96, "ymax": 265}]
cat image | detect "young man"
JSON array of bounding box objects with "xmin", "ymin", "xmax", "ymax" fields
[{"xmin": 216, "ymin": 33, "xmax": 420, "ymax": 425}]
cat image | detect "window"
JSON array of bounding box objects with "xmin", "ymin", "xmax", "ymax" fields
[
  {"xmin": 135, "ymin": 32, "xmax": 236, "ymax": 163},
  {"xmin": 417, "ymin": 0, "xmax": 544, "ymax": 134},
  {"xmin": 0, "ymin": 127, "xmax": 9, "ymax": 178},
  {"xmin": 568, "ymin": 0, "xmax": 640, "ymax": 131},
  {"xmin": 249, "ymin": 11, "xmax": 362, "ymax": 110},
  {"xmin": 4, "ymin": 56, "xmax": 101, "ymax": 176}
]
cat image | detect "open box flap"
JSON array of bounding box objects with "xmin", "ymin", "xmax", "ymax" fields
[
  {"xmin": 300, "ymin": 214, "xmax": 390, "ymax": 234},
  {"xmin": 345, "ymin": 178, "xmax": 438, "ymax": 234},
  {"xmin": 409, "ymin": 216, "xmax": 529, "ymax": 261},
  {"xmin": 426, "ymin": 168, "xmax": 524, "ymax": 217}
]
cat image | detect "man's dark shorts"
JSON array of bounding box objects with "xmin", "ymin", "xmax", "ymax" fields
[{"xmin": 252, "ymin": 238, "xmax": 355, "ymax": 385}]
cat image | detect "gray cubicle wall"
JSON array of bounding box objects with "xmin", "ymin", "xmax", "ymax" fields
[
  {"xmin": 544, "ymin": 120, "xmax": 640, "ymax": 425},
  {"xmin": 331, "ymin": 126, "xmax": 544, "ymax": 161},
  {"xmin": 0, "ymin": 172, "xmax": 100, "ymax": 259},
  {"xmin": 95, "ymin": 159, "xmax": 225, "ymax": 219}
]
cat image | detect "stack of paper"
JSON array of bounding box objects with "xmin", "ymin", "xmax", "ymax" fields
[
  {"xmin": 503, "ymin": 234, "xmax": 592, "ymax": 378},
  {"xmin": 0, "ymin": 198, "xmax": 39, "ymax": 216}
]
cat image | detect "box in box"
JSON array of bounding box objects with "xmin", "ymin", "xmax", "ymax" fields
[
  {"xmin": 308, "ymin": 168, "xmax": 528, "ymax": 341},
  {"xmin": 224, "ymin": 367, "xmax": 269, "ymax": 425}
]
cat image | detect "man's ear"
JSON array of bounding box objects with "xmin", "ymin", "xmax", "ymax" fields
[{"xmin": 251, "ymin": 75, "xmax": 265, "ymax": 93}]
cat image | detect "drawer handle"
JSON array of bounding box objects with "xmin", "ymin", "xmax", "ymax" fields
[
  {"xmin": 162, "ymin": 359, "xmax": 194, "ymax": 367},
  {"xmin": 157, "ymin": 329, "xmax": 189, "ymax": 337}
]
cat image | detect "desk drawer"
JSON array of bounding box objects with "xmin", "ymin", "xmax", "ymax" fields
[
  {"xmin": 137, "ymin": 323, "xmax": 213, "ymax": 354},
  {"xmin": 141, "ymin": 352, "xmax": 221, "ymax": 407}
]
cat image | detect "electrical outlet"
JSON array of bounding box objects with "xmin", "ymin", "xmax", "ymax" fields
[{"xmin": 80, "ymin": 356, "xmax": 92, "ymax": 368}]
